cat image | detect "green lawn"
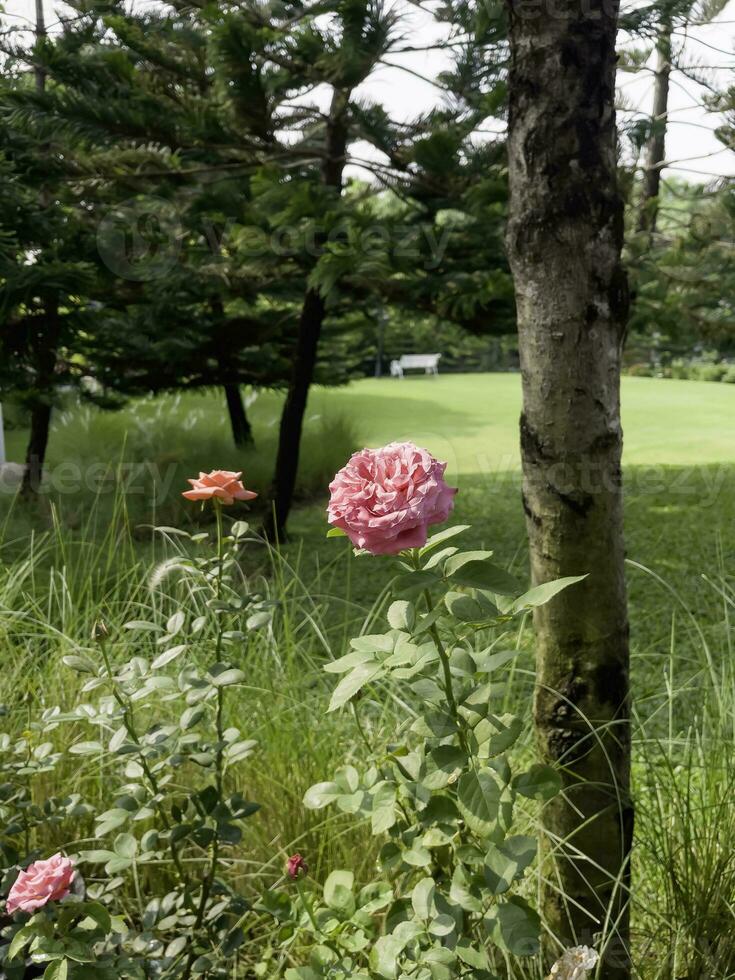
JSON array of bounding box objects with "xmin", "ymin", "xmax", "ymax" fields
[
  {"xmin": 304, "ymin": 373, "xmax": 735, "ymax": 475},
  {"xmin": 7, "ymin": 372, "xmax": 733, "ymax": 476}
]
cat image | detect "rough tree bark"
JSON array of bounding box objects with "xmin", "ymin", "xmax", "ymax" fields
[
  {"xmin": 505, "ymin": 1, "xmax": 633, "ymax": 977},
  {"xmin": 637, "ymin": 22, "xmax": 672, "ymax": 237},
  {"xmin": 265, "ymin": 90, "xmax": 349, "ymax": 539}
]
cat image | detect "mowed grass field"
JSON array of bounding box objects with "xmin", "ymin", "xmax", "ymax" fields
[
  {"xmin": 303, "ymin": 373, "xmax": 735, "ymax": 474},
  {"xmin": 3, "ymin": 373, "xmax": 733, "ymax": 617},
  {"xmin": 6, "ymin": 372, "xmax": 733, "ymax": 478}
]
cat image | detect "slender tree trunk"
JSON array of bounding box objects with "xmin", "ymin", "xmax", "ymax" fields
[
  {"xmin": 266, "ymin": 289, "xmax": 326, "ymax": 536},
  {"xmin": 22, "ymin": 0, "xmax": 56, "ymax": 499},
  {"xmin": 224, "ymin": 383, "xmax": 254, "ymax": 448},
  {"xmin": 21, "ymin": 401, "xmax": 52, "ymax": 496},
  {"xmin": 21, "ymin": 300, "xmax": 59, "ymax": 497},
  {"xmin": 505, "ymin": 2, "xmax": 633, "ymax": 977},
  {"xmin": 637, "ymin": 23, "xmax": 672, "ymax": 237},
  {"xmin": 265, "ymin": 91, "xmax": 349, "ymax": 539},
  {"xmin": 208, "ymin": 301, "xmax": 255, "ymax": 449}
]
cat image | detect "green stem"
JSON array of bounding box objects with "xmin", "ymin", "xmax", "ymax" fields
[
  {"xmin": 296, "ymin": 877, "xmax": 321, "ymax": 935},
  {"xmin": 410, "ymin": 550, "xmax": 467, "ymax": 753},
  {"xmin": 351, "ymin": 702, "xmax": 373, "ymax": 755},
  {"xmin": 98, "ymin": 637, "xmax": 193, "ymax": 903},
  {"xmin": 214, "ymin": 500, "xmax": 226, "ymax": 662},
  {"xmin": 182, "ymin": 501, "xmax": 229, "ymax": 980}
]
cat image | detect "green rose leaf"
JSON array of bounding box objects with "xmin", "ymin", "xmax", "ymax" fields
[
  {"xmin": 411, "ymin": 877, "xmax": 436, "ymax": 920},
  {"xmin": 478, "ymin": 713, "xmax": 524, "ymax": 756},
  {"xmin": 151, "ymin": 644, "xmax": 186, "ymax": 670},
  {"xmin": 514, "ymin": 763, "xmax": 562, "ymax": 800},
  {"xmin": 485, "ymin": 896, "xmax": 541, "ymax": 956},
  {"xmin": 7, "ymin": 926, "xmax": 33, "ymax": 961},
  {"xmin": 371, "ymin": 781, "xmax": 398, "ymax": 834},
  {"xmin": 456, "ymin": 938, "xmax": 491, "ymax": 970},
  {"xmin": 484, "ymin": 836, "xmax": 537, "ymax": 894},
  {"xmin": 444, "ymin": 591, "xmax": 484, "ymax": 622},
  {"xmin": 324, "ymin": 650, "xmax": 376, "ymax": 674},
  {"xmin": 420, "ymin": 524, "xmax": 471, "ymax": 554},
  {"xmin": 328, "ymin": 662, "xmax": 384, "ymax": 712},
  {"xmin": 387, "ymin": 600, "xmax": 415, "ymax": 631},
  {"xmin": 457, "ymin": 768, "xmax": 503, "ymax": 837},
  {"xmin": 512, "ymin": 575, "xmax": 587, "ymax": 612},
  {"xmin": 444, "ymin": 552, "xmax": 520, "ymax": 594},
  {"xmin": 303, "ymin": 781, "xmax": 341, "ymax": 810},
  {"xmin": 323, "ymin": 869, "xmax": 355, "ymax": 914}
]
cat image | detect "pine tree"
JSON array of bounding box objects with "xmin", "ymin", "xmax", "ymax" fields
[
  {"xmin": 0, "ymin": 1, "xmax": 101, "ymax": 494},
  {"xmin": 4, "ymin": 0, "xmax": 514, "ymax": 524}
]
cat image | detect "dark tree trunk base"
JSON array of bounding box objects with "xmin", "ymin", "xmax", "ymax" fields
[
  {"xmin": 264, "ymin": 288, "xmax": 326, "ymax": 541},
  {"xmin": 21, "ymin": 401, "xmax": 52, "ymax": 498},
  {"xmin": 224, "ymin": 383, "xmax": 254, "ymax": 448}
]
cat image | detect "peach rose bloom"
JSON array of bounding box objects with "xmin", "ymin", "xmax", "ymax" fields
[
  {"xmin": 327, "ymin": 442, "xmax": 457, "ymax": 555},
  {"xmin": 182, "ymin": 470, "xmax": 257, "ymax": 505},
  {"xmin": 6, "ymin": 853, "xmax": 75, "ymax": 914}
]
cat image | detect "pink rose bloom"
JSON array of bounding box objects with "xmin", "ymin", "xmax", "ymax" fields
[
  {"xmin": 182, "ymin": 470, "xmax": 257, "ymax": 505},
  {"xmin": 286, "ymin": 853, "xmax": 308, "ymax": 879},
  {"xmin": 327, "ymin": 442, "xmax": 457, "ymax": 555},
  {"xmin": 6, "ymin": 854, "xmax": 75, "ymax": 915}
]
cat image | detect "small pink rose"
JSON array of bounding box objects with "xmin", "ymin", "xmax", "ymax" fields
[
  {"xmin": 286, "ymin": 854, "xmax": 308, "ymax": 880},
  {"xmin": 6, "ymin": 853, "xmax": 75, "ymax": 915},
  {"xmin": 182, "ymin": 470, "xmax": 258, "ymax": 506},
  {"xmin": 327, "ymin": 442, "xmax": 457, "ymax": 555}
]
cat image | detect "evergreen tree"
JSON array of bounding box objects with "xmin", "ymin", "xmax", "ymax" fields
[
  {"xmin": 0, "ymin": 1, "xmax": 101, "ymax": 494},
  {"xmin": 3, "ymin": 0, "xmax": 514, "ymax": 526}
]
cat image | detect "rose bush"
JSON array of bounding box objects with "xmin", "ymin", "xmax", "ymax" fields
[
  {"xmin": 1, "ymin": 475, "xmax": 272, "ymax": 978},
  {"xmin": 257, "ymin": 445, "xmax": 586, "ymax": 979},
  {"xmin": 0, "ymin": 452, "xmax": 587, "ymax": 978}
]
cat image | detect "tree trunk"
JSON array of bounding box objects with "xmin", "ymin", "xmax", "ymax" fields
[
  {"xmin": 21, "ymin": 401, "xmax": 52, "ymax": 496},
  {"xmin": 637, "ymin": 24, "xmax": 672, "ymax": 236},
  {"xmin": 21, "ymin": 0, "xmax": 54, "ymax": 499},
  {"xmin": 224, "ymin": 383, "xmax": 254, "ymax": 448},
  {"xmin": 505, "ymin": 2, "xmax": 633, "ymax": 978},
  {"xmin": 265, "ymin": 91, "xmax": 349, "ymax": 540},
  {"xmin": 265, "ymin": 289, "xmax": 326, "ymax": 537}
]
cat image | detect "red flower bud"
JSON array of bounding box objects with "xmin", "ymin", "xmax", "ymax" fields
[{"xmin": 286, "ymin": 853, "xmax": 308, "ymax": 880}]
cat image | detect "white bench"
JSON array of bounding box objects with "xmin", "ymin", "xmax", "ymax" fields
[{"xmin": 390, "ymin": 354, "xmax": 441, "ymax": 378}]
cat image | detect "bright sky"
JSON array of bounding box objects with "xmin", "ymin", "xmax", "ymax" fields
[{"xmin": 3, "ymin": 0, "xmax": 734, "ymax": 181}]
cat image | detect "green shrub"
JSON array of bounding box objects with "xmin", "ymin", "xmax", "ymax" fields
[
  {"xmin": 626, "ymin": 363, "xmax": 656, "ymax": 377},
  {"xmin": 692, "ymin": 362, "xmax": 727, "ymax": 382},
  {"xmin": 1, "ymin": 391, "xmax": 359, "ymax": 528}
]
